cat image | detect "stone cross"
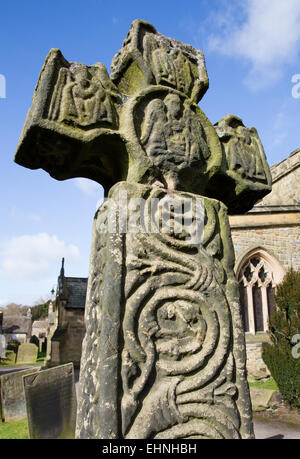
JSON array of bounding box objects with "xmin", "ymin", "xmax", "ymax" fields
[{"xmin": 15, "ymin": 20, "xmax": 272, "ymax": 439}]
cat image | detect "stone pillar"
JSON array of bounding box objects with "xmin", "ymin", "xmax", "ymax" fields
[{"xmin": 76, "ymin": 182, "xmax": 254, "ymax": 439}]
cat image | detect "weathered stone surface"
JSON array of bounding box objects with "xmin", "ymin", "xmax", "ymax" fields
[
  {"xmin": 14, "ymin": 20, "xmax": 271, "ymax": 214},
  {"xmin": 0, "ymin": 334, "xmax": 6, "ymax": 359},
  {"xmin": 14, "ymin": 19, "xmax": 271, "ymax": 439},
  {"xmin": 245, "ymin": 335, "xmax": 271, "ymax": 381},
  {"xmin": 16, "ymin": 343, "xmax": 38, "ymax": 364},
  {"xmin": 76, "ymin": 182, "xmax": 253, "ymax": 439},
  {"xmin": 23, "ymin": 363, "xmax": 77, "ymax": 439},
  {"xmin": 260, "ymin": 148, "xmax": 300, "ymax": 206},
  {"xmin": 213, "ymin": 115, "xmax": 272, "ymax": 214},
  {"xmin": 250, "ymin": 387, "xmax": 282, "ymax": 412},
  {"xmin": 110, "ymin": 20, "xmax": 209, "ymax": 102},
  {"xmin": 0, "ymin": 368, "xmax": 39, "ymax": 422}
]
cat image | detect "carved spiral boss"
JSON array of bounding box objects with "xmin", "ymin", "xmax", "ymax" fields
[{"xmin": 15, "ymin": 20, "xmax": 272, "ymax": 439}]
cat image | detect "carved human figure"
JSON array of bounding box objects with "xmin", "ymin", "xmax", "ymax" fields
[
  {"xmin": 215, "ymin": 115, "xmax": 268, "ymax": 183},
  {"xmin": 151, "ymin": 41, "xmax": 177, "ymax": 87},
  {"xmin": 164, "ymin": 93, "xmax": 186, "ymax": 158},
  {"xmin": 49, "ymin": 64, "xmax": 117, "ymax": 128},
  {"xmin": 141, "ymin": 98, "xmax": 168, "ymax": 160},
  {"xmin": 147, "ymin": 37, "xmax": 193, "ymax": 95},
  {"xmin": 229, "ymin": 125, "xmax": 265, "ymax": 180},
  {"xmin": 183, "ymin": 103, "xmax": 210, "ymax": 164},
  {"xmin": 63, "ymin": 67, "xmax": 112, "ymax": 126}
]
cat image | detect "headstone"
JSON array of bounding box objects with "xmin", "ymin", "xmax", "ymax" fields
[
  {"xmin": 23, "ymin": 363, "xmax": 77, "ymax": 439},
  {"xmin": 15, "ymin": 19, "xmax": 272, "ymax": 439},
  {"xmin": 0, "ymin": 368, "xmax": 39, "ymax": 422},
  {"xmin": 41, "ymin": 339, "xmax": 47, "ymax": 354},
  {"xmin": 0, "ymin": 335, "xmax": 6, "ymax": 359},
  {"xmin": 16, "ymin": 343, "xmax": 38, "ymax": 364},
  {"xmin": 30, "ymin": 335, "xmax": 40, "ymax": 348},
  {"xmin": 0, "ymin": 312, "xmax": 5, "ymax": 360}
]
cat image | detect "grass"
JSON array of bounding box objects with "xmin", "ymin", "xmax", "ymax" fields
[
  {"xmin": 0, "ymin": 352, "xmax": 46, "ymax": 367},
  {"xmin": 248, "ymin": 377, "xmax": 279, "ymax": 391},
  {"xmin": 0, "ymin": 419, "xmax": 29, "ymax": 439}
]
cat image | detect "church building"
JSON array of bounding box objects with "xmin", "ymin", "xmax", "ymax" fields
[{"xmin": 230, "ymin": 147, "xmax": 300, "ymax": 379}]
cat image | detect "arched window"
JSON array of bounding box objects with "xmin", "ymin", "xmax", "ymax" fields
[{"xmin": 237, "ymin": 250, "xmax": 285, "ymax": 334}]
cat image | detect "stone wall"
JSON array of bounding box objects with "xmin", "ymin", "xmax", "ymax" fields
[
  {"xmin": 231, "ymin": 224, "xmax": 300, "ymax": 272},
  {"xmin": 260, "ymin": 149, "xmax": 300, "ymax": 206},
  {"xmin": 245, "ymin": 334, "xmax": 270, "ymax": 381},
  {"xmin": 49, "ymin": 307, "xmax": 85, "ymax": 368}
]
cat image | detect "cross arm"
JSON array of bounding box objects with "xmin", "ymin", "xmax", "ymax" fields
[
  {"xmin": 14, "ymin": 48, "xmax": 127, "ymax": 194},
  {"xmin": 205, "ymin": 114, "xmax": 272, "ymax": 214}
]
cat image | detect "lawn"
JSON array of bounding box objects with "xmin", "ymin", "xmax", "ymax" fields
[
  {"xmin": 248, "ymin": 377, "xmax": 279, "ymax": 391},
  {"xmin": 0, "ymin": 419, "xmax": 29, "ymax": 439},
  {"xmin": 0, "ymin": 352, "xmax": 46, "ymax": 368}
]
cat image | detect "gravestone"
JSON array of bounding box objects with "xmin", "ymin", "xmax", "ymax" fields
[
  {"xmin": 0, "ymin": 313, "xmax": 5, "ymax": 359},
  {"xmin": 14, "ymin": 20, "xmax": 272, "ymax": 439},
  {"xmin": 23, "ymin": 363, "xmax": 77, "ymax": 439},
  {"xmin": 0, "ymin": 335, "xmax": 6, "ymax": 359},
  {"xmin": 30, "ymin": 335, "xmax": 40, "ymax": 348},
  {"xmin": 16, "ymin": 342, "xmax": 38, "ymax": 364},
  {"xmin": 0, "ymin": 368, "xmax": 39, "ymax": 422}
]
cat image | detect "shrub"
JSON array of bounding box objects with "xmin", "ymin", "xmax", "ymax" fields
[
  {"xmin": 31, "ymin": 301, "xmax": 49, "ymax": 321},
  {"xmin": 262, "ymin": 269, "xmax": 300, "ymax": 409}
]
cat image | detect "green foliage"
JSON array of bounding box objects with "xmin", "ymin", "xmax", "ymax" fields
[
  {"xmin": 37, "ymin": 351, "xmax": 46, "ymax": 363},
  {"xmin": 31, "ymin": 301, "xmax": 50, "ymax": 321},
  {"xmin": 262, "ymin": 269, "xmax": 300, "ymax": 409},
  {"xmin": 248, "ymin": 377, "xmax": 278, "ymax": 391},
  {"xmin": 0, "ymin": 419, "xmax": 29, "ymax": 439},
  {"xmin": 270, "ymin": 270, "xmax": 300, "ymax": 346}
]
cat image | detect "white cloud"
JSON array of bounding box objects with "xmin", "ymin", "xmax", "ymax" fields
[
  {"xmin": 0, "ymin": 233, "xmax": 80, "ymax": 280},
  {"xmin": 74, "ymin": 178, "xmax": 103, "ymax": 197},
  {"xmin": 208, "ymin": 0, "xmax": 300, "ymax": 90}
]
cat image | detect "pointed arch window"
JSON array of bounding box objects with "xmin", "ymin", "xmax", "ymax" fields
[{"xmin": 237, "ymin": 254, "xmax": 280, "ymax": 334}]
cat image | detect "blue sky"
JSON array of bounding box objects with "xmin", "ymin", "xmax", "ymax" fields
[{"xmin": 1, "ymin": 0, "xmax": 300, "ymax": 306}]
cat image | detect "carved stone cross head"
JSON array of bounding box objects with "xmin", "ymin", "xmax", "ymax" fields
[{"xmin": 15, "ymin": 19, "xmax": 271, "ymax": 213}]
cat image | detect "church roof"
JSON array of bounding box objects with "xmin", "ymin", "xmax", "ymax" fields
[
  {"xmin": 32, "ymin": 320, "xmax": 49, "ymax": 329},
  {"xmin": 63, "ymin": 277, "xmax": 88, "ymax": 309},
  {"xmin": 56, "ymin": 258, "xmax": 88, "ymax": 309}
]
